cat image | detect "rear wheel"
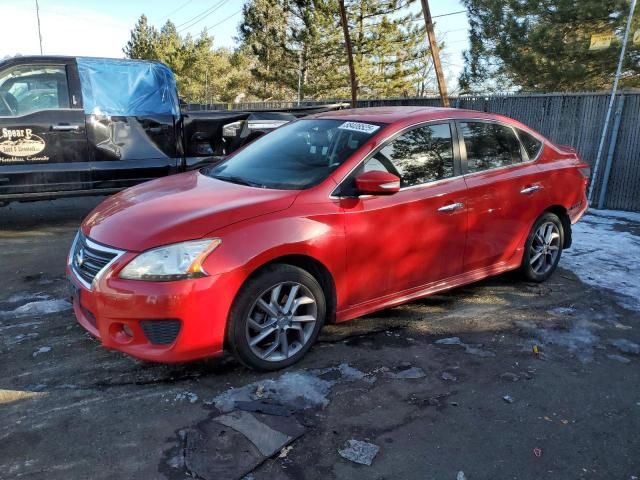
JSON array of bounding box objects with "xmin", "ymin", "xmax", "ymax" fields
[
  {"xmin": 520, "ymin": 212, "xmax": 564, "ymax": 282},
  {"xmin": 226, "ymin": 264, "xmax": 326, "ymax": 371}
]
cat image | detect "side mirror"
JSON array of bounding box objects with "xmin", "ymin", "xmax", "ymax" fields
[{"xmin": 355, "ymin": 170, "xmax": 401, "ymax": 195}]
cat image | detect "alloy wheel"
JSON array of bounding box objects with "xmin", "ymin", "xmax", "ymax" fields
[
  {"xmin": 529, "ymin": 221, "xmax": 560, "ymax": 275},
  {"xmin": 245, "ymin": 282, "xmax": 318, "ymax": 362}
]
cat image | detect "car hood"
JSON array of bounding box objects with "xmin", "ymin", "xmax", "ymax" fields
[{"xmin": 82, "ymin": 170, "xmax": 298, "ymax": 251}]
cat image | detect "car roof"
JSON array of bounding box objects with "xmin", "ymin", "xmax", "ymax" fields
[
  {"xmin": 309, "ymin": 105, "xmax": 543, "ymax": 138},
  {"xmin": 310, "ymin": 105, "xmax": 509, "ymax": 124},
  {"xmin": 0, "ymin": 55, "xmax": 163, "ymax": 68}
]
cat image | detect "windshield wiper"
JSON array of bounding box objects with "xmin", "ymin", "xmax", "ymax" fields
[{"xmin": 212, "ymin": 174, "xmax": 264, "ymax": 188}]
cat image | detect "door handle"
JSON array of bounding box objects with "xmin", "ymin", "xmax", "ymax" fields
[
  {"xmin": 51, "ymin": 124, "xmax": 80, "ymax": 131},
  {"xmin": 437, "ymin": 202, "xmax": 464, "ymax": 212},
  {"xmin": 520, "ymin": 185, "xmax": 542, "ymax": 195}
]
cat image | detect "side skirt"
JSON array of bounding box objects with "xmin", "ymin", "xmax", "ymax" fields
[{"xmin": 335, "ymin": 258, "xmax": 522, "ymax": 323}]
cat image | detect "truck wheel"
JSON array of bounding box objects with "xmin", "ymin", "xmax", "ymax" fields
[
  {"xmin": 520, "ymin": 212, "xmax": 564, "ymax": 283},
  {"xmin": 227, "ymin": 264, "xmax": 326, "ymax": 371}
]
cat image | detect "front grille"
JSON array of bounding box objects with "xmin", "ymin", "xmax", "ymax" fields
[
  {"xmin": 140, "ymin": 320, "xmax": 181, "ymax": 345},
  {"xmin": 70, "ymin": 232, "xmax": 123, "ymax": 288}
]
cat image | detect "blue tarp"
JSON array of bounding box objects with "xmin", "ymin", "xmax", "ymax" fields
[{"xmin": 77, "ymin": 57, "xmax": 179, "ymax": 116}]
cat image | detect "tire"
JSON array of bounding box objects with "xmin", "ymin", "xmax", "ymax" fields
[
  {"xmin": 520, "ymin": 212, "xmax": 564, "ymax": 282},
  {"xmin": 226, "ymin": 264, "xmax": 326, "ymax": 371}
]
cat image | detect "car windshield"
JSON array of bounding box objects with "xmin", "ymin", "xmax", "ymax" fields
[{"xmin": 203, "ymin": 119, "xmax": 384, "ymax": 189}]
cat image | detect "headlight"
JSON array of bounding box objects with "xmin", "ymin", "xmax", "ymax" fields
[{"xmin": 119, "ymin": 239, "xmax": 221, "ymax": 281}]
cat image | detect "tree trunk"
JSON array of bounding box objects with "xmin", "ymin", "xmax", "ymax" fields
[{"xmin": 339, "ymin": 0, "xmax": 358, "ymax": 107}]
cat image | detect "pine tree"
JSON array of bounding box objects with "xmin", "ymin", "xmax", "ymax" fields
[
  {"xmin": 124, "ymin": 16, "xmax": 252, "ymax": 103},
  {"xmin": 345, "ymin": 0, "xmax": 431, "ymax": 98},
  {"xmin": 289, "ymin": 0, "xmax": 348, "ymax": 99},
  {"xmin": 238, "ymin": 0, "xmax": 295, "ymax": 100},
  {"xmin": 459, "ymin": 0, "xmax": 640, "ymax": 92},
  {"xmin": 123, "ymin": 15, "xmax": 158, "ymax": 59}
]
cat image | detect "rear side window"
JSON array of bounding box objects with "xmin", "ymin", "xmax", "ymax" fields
[
  {"xmin": 365, "ymin": 123, "xmax": 455, "ymax": 187},
  {"xmin": 518, "ymin": 129, "xmax": 543, "ymax": 160},
  {"xmin": 461, "ymin": 122, "xmax": 522, "ymax": 173}
]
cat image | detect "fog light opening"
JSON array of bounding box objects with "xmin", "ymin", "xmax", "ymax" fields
[
  {"xmin": 109, "ymin": 322, "xmax": 135, "ymax": 344},
  {"xmin": 122, "ymin": 324, "xmax": 134, "ymax": 338}
]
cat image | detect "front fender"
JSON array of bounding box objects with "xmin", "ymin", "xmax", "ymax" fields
[{"xmin": 201, "ymin": 204, "xmax": 347, "ymax": 308}]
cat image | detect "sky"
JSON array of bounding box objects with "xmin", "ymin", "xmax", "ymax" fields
[{"xmin": 0, "ymin": 0, "xmax": 470, "ymax": 91}]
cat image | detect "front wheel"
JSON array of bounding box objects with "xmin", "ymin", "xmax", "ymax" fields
[
  {"xmin": 226, "ymin": 264, "xmax": 326, "ymax": 371},
  {"xmin": 520, "ymin": 212, "xmax": 564, "ymax": 282}
]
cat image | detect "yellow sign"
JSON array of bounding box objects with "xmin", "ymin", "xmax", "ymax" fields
[
  {"xmin": 589, "ymin": 33, "xmax": 613, "ymax": 51},
  {"xmin": 634, "ymin": 29, "xmax": 640, "ymax": 45}
]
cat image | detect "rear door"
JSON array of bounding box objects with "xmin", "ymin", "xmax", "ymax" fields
[
  {"xmin": 0, "ymin": 59, "xmax": 89, "ymax": 198},
  {"xmin": 458, "ymin": 120, "xmax": 548, "ymax": 273},
  {"xmin": 78, "ymin": 58, "xmax": 181, "ymax": 190},
  {"xmin": 338, "ymin": 121, "xmax": 468, "ymax": 306}
]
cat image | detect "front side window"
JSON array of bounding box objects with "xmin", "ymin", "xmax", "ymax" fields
[
  {"xmin": 461, "ymin": 122, "xmax": 523, "ymax": 173},
  {"xmin": 204, "ymin": 119, "xmax": 383, "ymax": 190},
  {"xmin": 0, "ymin": 65, "xmax": 69, "ymax": 117},
  {"xmin": 364, "ymin": 123, "xmax": 455, "ymax": 187}
]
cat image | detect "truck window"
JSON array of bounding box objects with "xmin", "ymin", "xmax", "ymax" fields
[{"xmin": 0, "ymin": 65, "xmax": 70, "ymax": 117}]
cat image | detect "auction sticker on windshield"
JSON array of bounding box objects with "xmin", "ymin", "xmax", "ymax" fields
[{"xmin": 338, "ymin": 121, "xmax": 380, "ymax": 134}]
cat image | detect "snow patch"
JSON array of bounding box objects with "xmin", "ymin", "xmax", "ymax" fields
[
  {"xmin": 174, "ymin": 391, "xmax": 199, "ymax": 404},
  {"xmin": 338, "ymin": 439, "xmax": 380, "ymax": 466},
  {"xmin": 211, "ymin": 371, "xmax": 333, "ymax": 413},
  {"xmin": 434, "ymin": 337, "xmax": 495, "ymax": 357},
  {"xmin": 384, "ymin": 366, "xmax": 426, "ymax": 379},
  {"xmin": 209, "ymin": 363, "xmax": 373, "ymax": 413},
  {"xmin": 608, "ymin": 338, "xmax": 640, "ymax": 355},
  {"xmin": 32, "ymin": 346, "xmax": 52, "ymax": 357},
  {"xmin": 0, "ymin": 299, "xmax": 71, "ymax": 318},
  {"xmin": 536, "ymin": 319, "xmax": 601, "ymax": 362},
  {"xmin": 6, "ymin": 292, "xmax": 50, "ymax": 303},
  {"xmin": 589, "ymin": 208, "xmax": 640, "ymax": 223},
  {"xmin": 561, "ymin": 211, "xmax": 640, "ymax": 311}
]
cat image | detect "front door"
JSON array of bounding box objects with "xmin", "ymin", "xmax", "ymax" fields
[
  {"xmin": 338, "ymin": 121, "xmax": 468, "ymax": 307},
  {"xmin": 0, "ymin": 59, "xmax": 89, "ymax": 198}
]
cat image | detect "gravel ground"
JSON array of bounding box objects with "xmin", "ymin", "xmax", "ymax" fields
[{"xmin": 1, "ymin": 198, "xmax": 639, "ymax": 480}]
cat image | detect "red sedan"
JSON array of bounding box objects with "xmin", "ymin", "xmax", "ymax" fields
[{"xmin": 67, "ymin": 107, "xmax": 589, "ymax": 370}]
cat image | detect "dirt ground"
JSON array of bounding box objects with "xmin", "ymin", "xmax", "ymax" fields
[{"xmin": 1, "ymin": 197, "xmax": 639, "ymax": 480}]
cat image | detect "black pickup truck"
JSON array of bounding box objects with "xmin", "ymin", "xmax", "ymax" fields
[{"xmin": 0, "ymin": 56, "xmax": 344, "ymax": 204}]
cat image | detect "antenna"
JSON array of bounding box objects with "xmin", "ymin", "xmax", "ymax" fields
[{"xmin": 35, "ymin": 0, "xmax": 43, "ymax": 55}]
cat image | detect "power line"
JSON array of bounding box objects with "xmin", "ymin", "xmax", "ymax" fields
[
  {"xmin": 161, "ymin": 0, "xmax": 193, "ymax": 23},
  {"xmin": 176, "ymin": 0, "xmax": 227, "ymax": 31},
  {"xmin": 202, "ymin": 8, "xmax": 242, "ymax": 32},
  {"xmin": 432, "ymin": 9, "xmax": 466, "ymax": 18},
  {"xmin": 364, "ymin": 9, "xmax": 467, "ymax": 27}
]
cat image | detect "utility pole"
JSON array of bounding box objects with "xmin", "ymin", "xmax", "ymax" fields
[
  {"xmin": 588, "ymin": 0, "xmax": 637, "ymax": 205},
  {"xmin": 420, "ymin": 0, "xmax": 449, "ymax": 107},
  {"xmin": 204, "ymin": 70, "xmax": 209, "ymax": 106},
  {"xmin": 297, "ymin": 50, "xmax": 302, "ymax": 106},
  {"xmin": 35, "ymin": 0, "xmax": 43, "ymax": 55},
  {"xmin": 338, "ymin": 0, "xmax": 358, "ymax": 108}
]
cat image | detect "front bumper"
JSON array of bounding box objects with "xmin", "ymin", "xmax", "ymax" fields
[{"xmin": 67, "ymin": 253, "xmax": 243, "ymax": 363}]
